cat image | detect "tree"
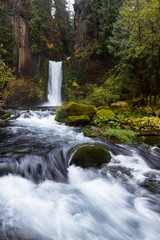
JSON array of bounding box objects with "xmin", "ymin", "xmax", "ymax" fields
[
  {"xmin": 0, "ymin": 45, "xmax": 15, "ymax": 99},
  {"xmin": 109, "ymin": 0, "xmax": 160, "ymax": 103},
  {"xmin": 0, "ymin": 2, "xmax": 15, "ymax": 67},
  {"xmin": 85, "ymin": 0, "xmax": 122, "ymax": 55},
  {"xmin": 54, "ymin": 0, "xmax": 75, "ymax": 55},
  {"xmin": 26, "ymin": 0, "xmax": 53, "ymax": 54}
]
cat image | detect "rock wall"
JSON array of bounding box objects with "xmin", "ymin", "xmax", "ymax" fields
[
  {"xmin": 74, "ymin": 0, "xmax": 90, "ymax": 48},
  {"xmin": 7, "ymin": 0, "xmax": 44, "ymax": 78},
  {"xmin": 73, "ymin": 0, "xmax": 97, "ymax": 49}
]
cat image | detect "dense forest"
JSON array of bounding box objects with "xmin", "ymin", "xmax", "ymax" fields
[
  {"xmin": 0, "ymin": 0, "xmax": 160, "ymax": 109},
  {"xmin": 0, "ymin": 0, "xmax": 74, "ymax": 104}
]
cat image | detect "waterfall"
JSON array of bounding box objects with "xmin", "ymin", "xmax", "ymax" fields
[{"xmin": 47, "ymin": 61, "xmax": 63, "ymax": 106}]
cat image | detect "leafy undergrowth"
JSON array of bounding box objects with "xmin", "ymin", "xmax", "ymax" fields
[
  {"xmin": 94, "ymin": 115, "xmax": 160, "ymax": 131},
  {"xmin": 102, "ymin": 129, "xmax": 137, "ymax": 144},
  {"xmin": 83, "ymin": 126, "xmax": 138, "ymax": 144}
]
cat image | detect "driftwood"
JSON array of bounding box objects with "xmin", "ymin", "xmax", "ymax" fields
[
  {"xmin": 137, "ymin": 132, "xmax": 160, "ymax": 136},
  {"xmin": 0, "ymin": 112, "xmax": 27, "ymax": 123}
]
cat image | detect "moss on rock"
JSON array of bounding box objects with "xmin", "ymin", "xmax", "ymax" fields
[
  {"xmin": 83, "ymin": 125, "xmax": 99, "ymax": 137},
  {"xmin": 95, "ymin": 109, "xmax": 115, "ymax": 119},
  {"xmin": 3, "ymin": 79, "xmax": 44, "ymax": 106},
  {"xmin": 55, "ymin": 102, "xmax": 96, "ymax": 124},
  {"xmin": 66, "ymin": 115, "xmax": 90, "ymax": 126},
  {"xmin": 70, "ymin": 145, "xmax": 111, "ymax": 168},
  {"xmin": 93, "ymin": 108, "xmax": 116, "ymax": 126}
]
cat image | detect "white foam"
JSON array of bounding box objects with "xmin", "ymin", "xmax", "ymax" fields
[{"xmin": 0, "ymin": 172, "xmax": 159, "ymax": 240}]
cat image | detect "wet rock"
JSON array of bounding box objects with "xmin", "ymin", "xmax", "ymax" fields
[
  {"xmin": 0, "ymin": 163, "xmax": 16, "ymax": 176},
  {"xmin": 18, "ymin": 155, "xmax": 46, "ymax": 183},
  {"xmin": 70, "ymin": 145, "xmax": 111, "ymax": 168},
  {"xmin": 140, "ymin": 179, "xmax": 160, "ymax": 194}
]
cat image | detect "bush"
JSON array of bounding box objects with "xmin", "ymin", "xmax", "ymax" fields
[{"xmin": 103, "ymin": 129, "xmax": 137, "ymax": 144}]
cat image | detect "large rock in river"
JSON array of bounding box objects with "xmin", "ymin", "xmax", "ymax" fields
[
  {"xmin": 66, "ymin": 115, "xmax": 90, "ymax": 126},
  {"xmin": 55, "ymin": 102, "xmax": 96, "ymax": 125},
  {"xmin": 70, "ymin": 145, "xmax": 111, "ymax": 168}
]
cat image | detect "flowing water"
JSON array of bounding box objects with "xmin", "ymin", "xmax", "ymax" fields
[
  {"xmin": 0, "ymin": 110, "xmax": 160, "ymax": 240},
  {"xmin": 46, "ymin": 61, "xmax": 63, "ymax": 106}
]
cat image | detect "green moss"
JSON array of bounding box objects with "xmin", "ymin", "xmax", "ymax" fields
[
  {"xmin": 83, "ymin": 126, "xmax": 99, "ymax": 137},
  {"xmin": 66, "ymin": 115, "xmax": 90, "ymax": 126},
  {"xmin": 55, "ymin": 102, "xmax": 96, "ymax": 123},
  {"xmin": 55, "ymin": 105, "xmax": 66, "ymax": 122},
  {"xmin": 95, "ymin": 109, "xmax": 115, "ymax": 118},
  {"xmin": 0, "ymin": 110, "xmax": 11, "ymax": 120},
  {"xmin": 103, "ymin": 129, "xmax": 137, "ymax": 144},
  {"xmin": 70, "ymin": 145, "xmax": 111, "ymax": 168},
  {"xmin": 94, "ymin": 109, "xmax": 116, "ymax": 126}
]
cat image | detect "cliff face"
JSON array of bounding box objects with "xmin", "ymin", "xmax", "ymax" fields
[
  {"xmin": 6, "ymin": 0, "xmax": 44, "ymax": 78},
  {"xmin": 74, "ymin": 0, "xmax": 97, "ymax": 49},
  {"xmin": 74, "ymin": 0, "xmax": 90, "ymax": 48}
]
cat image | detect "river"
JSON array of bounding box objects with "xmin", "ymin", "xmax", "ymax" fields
[{"xmin": 0, "ymin": 109, "xmax": 160, "ymax": 240}]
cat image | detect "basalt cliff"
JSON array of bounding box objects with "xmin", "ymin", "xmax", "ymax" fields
[{"xmin": 1, "ymin": 0, "xmax": 64, "ymax": 79}]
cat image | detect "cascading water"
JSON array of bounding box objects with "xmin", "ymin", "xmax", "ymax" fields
[
  {"xmin": 0, "ymin": 110, "xmax": 160, "ymax": 240},
  {"xmin": 47, "ymin": 61, "xmax": 63, "ymax": 106}
]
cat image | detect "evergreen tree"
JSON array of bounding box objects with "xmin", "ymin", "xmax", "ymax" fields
[
  {"xmin": 86, "ymin": 0, "xmax": 122, "ymax": 55},
  {"xmin": 27, "ymin": 0, "xmax": 53, "ymax": 54},
  {"xmin": 109, "ymin": 0, "xmax": 160, "ymax": 102},
  {"xmin": 0, "ymin": 2, "xmax": 15, "ymax": 67},
  {"xmin": 54, "ymin": 0, "xmax": 75, "ymax": 55}
]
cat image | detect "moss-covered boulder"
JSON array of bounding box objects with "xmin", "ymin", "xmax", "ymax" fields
[
  {"xmin": 66, "ymin": 115, "xmax": 90, "ymax": 126},
  {"xmin": 95, "ymin": 109, "xmax": 115, "ymax": 118},
  {"xmin": 93, "ymin": 108, "xmax": 116, "ymax": 126},
  {"xmin": 3, "ymin": 79, "xmax": 44, "ymax": 106},
  {"xmin": 55, "ymin": 102, "xmax": 96, "ymax": 125},
  {"xmin": 70, "ymin": 145, "xmax": 111, "ymax": 168}
]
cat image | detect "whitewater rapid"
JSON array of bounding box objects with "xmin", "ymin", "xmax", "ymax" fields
[{"xmin": 0, "ymin": 110, "xmax": 160, "ymax": 240}]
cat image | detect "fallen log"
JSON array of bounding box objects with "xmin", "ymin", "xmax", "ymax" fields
[
  {"xmin": 0, "ymin": 112, "xmax": 27, "ymax": 123},
  {"xmin": 137, "ymin": 132, "xmax": 160, "ymax": 136}
]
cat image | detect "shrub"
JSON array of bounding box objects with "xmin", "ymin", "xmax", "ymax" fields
[{"xmin": 103, "ymin": 129, "xmax": 137, "ymax": 144}]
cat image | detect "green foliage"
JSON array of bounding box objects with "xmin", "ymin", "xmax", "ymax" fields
[
  {"xmin": 109, "ymin": 0, "xmax": 160, "ymax": 102},
  {"xmin": 54, "ymin": 0, "xmax": 75, "ymax": 55},
  {"xmin": 0, "ymin": 45, "xmax": 16, "ymax": 99},
  {"xmin": 26, "ymin": 0, "xmax": 53, "ymax": 54},
  {"xmin": 83, "ymin": 74, "xmax": 121, "ymax": 106},
  {"xmin": 84, "ymin": 0, "xmax": 122, "ymax": 55},
  {"xmin": 0, "ymin": 2, "xmax": 15, "ymax": 67},
  {"xmin": 83, "ymin": 126, "xmax": 99, "ymax": 137},
  {"xmin": 64, "ymin": 63, "xmax": 76, "ymax": 87},
  {"xmin": 4, "ymin": 79, "xmax": 44, "ymax": 105},
  {"xmin": 82, "ymin": 41, "xmax": 102, "ymax": 60},
  {"xmin": 103, "ymin": 129, "xmax": 137, "ymax": 144},
  {"xmin": 0, "ymin": 110, "xmax": 11, "ymax": 120},
  {"xmin": 3, "ymin": 111, "xmax": 11, "ymax": 119},
  {"xmin": 126, "ymin": 116, "xmax": 160, "ymax": 131}
]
